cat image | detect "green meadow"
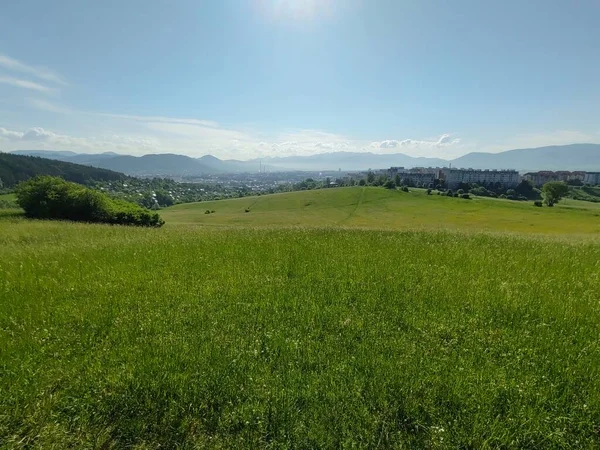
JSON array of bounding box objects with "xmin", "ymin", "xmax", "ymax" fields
[
  {"xmin": 163, "ymin": 187, "xmax": 600, "ymax": 235},
  {"xmin": 1, "ymin": 187, "xmax": 600, "ymax": 448}
]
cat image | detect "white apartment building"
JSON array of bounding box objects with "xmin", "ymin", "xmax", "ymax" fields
[
  {"xmin": 440, "ymin": 168, "xmax": 520, "ymax": 189},
  {"xmin": 584, "ymin": 172, "xmax": 600, "ymax": 185}
]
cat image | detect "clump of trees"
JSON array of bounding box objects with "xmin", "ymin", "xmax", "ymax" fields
[
  {"xmin": 383, "ymin": 179, "xmax": 396, "ymax": 190},
  {"xmin": 16, "ymin": 176, "xmax": 164, "ymax": 227},
  {"xmin": 542, "ymin": 181, "xmax": 569, "ymax": 207}
]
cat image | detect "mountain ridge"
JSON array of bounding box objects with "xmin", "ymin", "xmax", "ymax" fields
[{"xmin": 6, "ymin": 143, "xmax": 600, "ymax": 176}]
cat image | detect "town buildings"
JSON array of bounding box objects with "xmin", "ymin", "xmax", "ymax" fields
[
  {"xmin": 439, "ymin": 168, "xmax": 520, "ymax": 189},
  {"xmin": 523, "ymin": 171, "xmax": 586, "ymax": 187},
  {"xmin": 388, "ymin": 167, "xmax": 438, "ymax": 186},
  {"xmin": 584, "ymin": 172, "xmax": 600, "ymax": 185}
]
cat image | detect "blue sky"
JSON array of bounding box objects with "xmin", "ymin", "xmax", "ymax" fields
[{"xmin": 0, "ymin": 0, "xmax": 599, "ymax": 159}]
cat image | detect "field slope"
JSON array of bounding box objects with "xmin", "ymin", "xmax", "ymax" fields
[
  {"xmin": 1, "ymin": 189, "xmax": 600, "ymax": 448},
  {"xmin": 163, "ymin": 186, "xmax": 600, "ymax": 235}
]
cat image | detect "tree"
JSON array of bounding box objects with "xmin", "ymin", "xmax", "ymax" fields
[
  {"xmin": 515, "ymin": 180, "xmax": 538, "ymax": 199},
  {"xmin": 542, "ymin": 181, "xmax": 569, "ymax": 206},
  {"xmin": 358, "ymin": 179, "xmax": 366, "ymax": 186},
  {"xmin": 367, "ymin": 171, "xmax": 375, "ymax": 184},
  {"xmin": 394, "ymin": 174, "xmax": 402, "ymax": 187},
  {"xmin": 155, "ymin": 190, "xmax": 174, "ymax": 207},
  {"xmin": 383, "ymin": 179, "xmax": 396, "ymax": 189}
]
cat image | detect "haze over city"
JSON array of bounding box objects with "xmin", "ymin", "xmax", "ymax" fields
[{"xmin": 1, "ymin": 0, "xmax": 599, "ymax": 160}]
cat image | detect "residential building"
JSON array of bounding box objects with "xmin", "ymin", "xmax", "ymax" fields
[
  {"xmin": 440, "ymin": 168, "xmax": 520, "ymax": 189},
  {"xmin": 523, "ymin": 171, "xmax": 586, "ymax": 187},
  {"xmin": 584, "ymin": 172, "xmax": 600, "ymax": 185},
  {"xmin": 388, "ymin": 167, "xmax": 438, "ymax": 186}
]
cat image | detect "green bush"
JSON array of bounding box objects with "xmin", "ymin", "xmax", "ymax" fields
[
  {"xmin": 534, "ymin": 201, "xmax": 543, "ymax": 207},
  {"xmin": 461, "ymin": 193, "xmax": 471, "ymax": 199},
  {"xmin": 400, "ymin": 186, "xmax": 409, "ymax": 192},
  {"xmin": 16, "ymin": 176, "xmax": 164, "ymax": 227},
  {"xmin": 383, "ymin": 179, "xmax": 396, "ymax": 190}
]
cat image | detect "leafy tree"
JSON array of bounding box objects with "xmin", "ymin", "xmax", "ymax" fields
[
  {"xmin": 375, "ymin": 175, "xmax": 387, "ymax": 186},
  {"xmin": 383, "ymin": 179, "xmax": 396, "ymax": 189},
  {"xmin": 457, "ymin": 182, "xmax": 471, "ymax": 193},
  {"xmin": 358, "ymin": 179, "xmax": 366, "ymax": 186},
  {"xmin": 394, "ymin": 174, "xmax": 402, "ymax": 187},
  {"xmin": 514, "ymin": 180, "xmax": 539, "ymax": 199},
  {"xmin": 367, "ymin": 171, "xmax": 375, "ymax": 184},
  {"xmin": 542, "ymin": 181, "xmax": 569, "ymax": 206}
]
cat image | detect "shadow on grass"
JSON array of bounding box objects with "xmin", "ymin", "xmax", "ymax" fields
[{"xmin": 0, "ymin": 209, "xmax": 25, "ymax": 219}]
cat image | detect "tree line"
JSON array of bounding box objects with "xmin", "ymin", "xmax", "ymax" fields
[{"xmin": 0, "ymin": 153, "xmax": 126, "ymax": 188}]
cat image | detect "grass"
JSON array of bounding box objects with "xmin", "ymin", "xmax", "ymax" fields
[
  {"xmin": 163, "ymin": 187, "xmax": 600, "ymax": 236},
  {"xmin": 1, "ymin": 188, "xmax": 600, "ymax": 448}
]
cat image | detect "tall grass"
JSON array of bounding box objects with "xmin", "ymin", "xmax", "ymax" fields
[{"xmin": 1, "ymin": 220, "xmax": 599, "ymax": 448}]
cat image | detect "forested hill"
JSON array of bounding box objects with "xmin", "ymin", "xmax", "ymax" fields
[{"xmin": 0, "ymin": 153, "xmax": 126, "ymax": 188}]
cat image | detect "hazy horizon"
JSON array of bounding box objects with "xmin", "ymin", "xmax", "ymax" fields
[{"xmin": 1, "ymin": 1, "xmax": 599, "ymax": 160}]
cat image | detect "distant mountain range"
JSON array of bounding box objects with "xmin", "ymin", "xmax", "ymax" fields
[{"xmin": 8, "ymin": 143, "xmax": 600, "ymax": 176}]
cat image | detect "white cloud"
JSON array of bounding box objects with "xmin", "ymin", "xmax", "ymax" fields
[
  {"xmin": 0, "ymin": 125, "xmax": 159, "ymax": 153},
  {"xmin": 370, "ymin": 134, "xmax": 461, "ymax": 150},
  {"xmin": 0, "ymin": 54, "xmax": 66, "ymax": 86},
  {"xmin": 26, "ymin": 97, "xmax": 73, "ymax": 113},
  {"xmin": 0, "ymin": 127, "xmax": 24, "ymax": 140},
  {"xmin": 94, "ymin": 112, "xmax": 219, "ymax": 128},
  {"xmin": 0, "ymin": 76, "xmax": 55, "ymax": 94},
  {"xmin": 21, "ymin": 127, "xmax": 57, "ymax": 141}
]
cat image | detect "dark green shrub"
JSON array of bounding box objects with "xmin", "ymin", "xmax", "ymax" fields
[
  {"xmin": 383, "ymin": 179, "xmax": 396, "ymax": 190},
  {"xmin": 461, "ymin": 193, "xmax": 471, "ymax": 199},
  {"xmin": 446, "ymin": 190, "xmax": 453, "ymax": 197},
  {"xmin": 534, "ymin": 201, "xmax": 543, "ymax": 207},
  {"xmin": 16, "ymin": 176, "xmax": 164, "ymax": 227},
  {"xmin": 401, "ymin": 186, "xmax": 409, "ymax": 192},
  {"xmin": 426, "ymin": 188, "xmax": 432, "ymax": 195}
]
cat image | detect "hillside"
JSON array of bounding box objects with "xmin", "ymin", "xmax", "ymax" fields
[
  {"xmin": 162, "ymin": 187, "xmax": 600, "ymax": 235},
  {"xmin": 0, "ymin": 152, "xmax": 126, "ymax": 188},
  {"xmin": 2, "ymin": 200, "xmax": 600, "ymax": 447},
  {"xmin": 11, "ymin": 143, "xmax": 600, "ymax": 174}
]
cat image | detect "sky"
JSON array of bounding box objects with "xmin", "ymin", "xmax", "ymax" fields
[{"xmin": 0, "ymin": 0, "xmax": 599, "ymax": 160}]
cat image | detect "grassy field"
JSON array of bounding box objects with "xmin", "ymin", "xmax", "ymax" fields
[
  {"xmin": 2, "ymin": 188, "xmax": 600, "ymax": 448},
  {"xmin": 163, "ymin": 187, "xmax": 600, "ymax": 235}
]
